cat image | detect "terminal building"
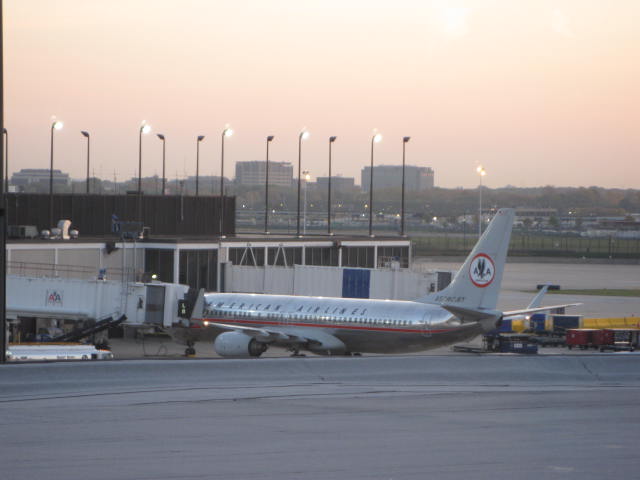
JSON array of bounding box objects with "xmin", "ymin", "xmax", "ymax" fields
[
  {"xmin": 6, "ymin": 193, "xmax": 414, "ymax": 297},
  {"xmin": 361, "ymin": 165, "xmax": 434, "ymax": 192}
]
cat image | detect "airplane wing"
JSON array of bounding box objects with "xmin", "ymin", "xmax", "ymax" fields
[
  {"xmin": 502, "ymin": 303, "xmax": 581, "ymax": 319},
  {"xmin": 202, "ymin": 321, "xmax": 309, "ymax": 345}
]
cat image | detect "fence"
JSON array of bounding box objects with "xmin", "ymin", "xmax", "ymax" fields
[{"xmin": 412, "ymin": 233, "xmax": 640, "ymax": 259}]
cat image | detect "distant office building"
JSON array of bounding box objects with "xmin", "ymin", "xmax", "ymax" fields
[
  {"xmin": 235, "ymin": 161, "xmax": 293, "ymax": 187},
  {"xmin": 316, "ymin": 176, "xmax": 355, "ymax": 191},
  {"xmin": 11, "ymin": 169, "xmax": 71, "ymax": 189},
  {"xmin": 361, "ymin": 165, "xmax": 434, "ymax": 192}
]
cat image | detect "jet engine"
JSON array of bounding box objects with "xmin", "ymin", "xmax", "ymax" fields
[{"xmin": 213, "ymin": 331, "xmax": 268, "ymax": 358}]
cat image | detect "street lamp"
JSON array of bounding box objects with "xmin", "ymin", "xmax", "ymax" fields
[
  {"xmin": 264, "ymin": 135, "xmax": 274, "ymax": 233},
  {"xmin": 156, "ymin": 134, "xmax": 166, "ymax": 195},
  {"xmin": 80, "ymin": 131, "xmax": 90, "ymax": 194},
  {"xmin": 327, "ymin": 136, "xmax": 337, "ymax": 235},
  {"xmin": 296, "ymin": 129, "xmax": 310, "ymax": 237},
  {"xmin": 2, "ymin": 127, "xmax": 7, "ymax": 193},
  {"xmin": 138, "ymin": 122, "xmax": 151, "ymax": 194},
  {"xmin": 137, "ymin": 121, "xmax": 151, "ymax": 223},
  {"xmin": 303, "ymin": 170, "xmax": 311, "ymax": 234},
  {"xmin": 49, "ymin": 119, "xmax": 63, "ymax": 228},
  {"xmin": 368, "ymin": 132, "xmax": 382, "ymax": 237},
  {"xmin": 195, "ymin": 135, "xmax": 205, "ymax": 196},
  {"xmin": 219, "ymin": 126, "xmax": 233, "ymax": 237},
  {"xmin": 476, "ymin": 165, "xmax": 486, "ymax": 236},
  {"xmin": 400, "ymin": 136, "xmax": 410, "ymax": 236}
]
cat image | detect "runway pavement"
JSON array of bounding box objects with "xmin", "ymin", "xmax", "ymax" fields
[{"xmin": 1, "ymin": 355, "xmax": 639, "ymax": 480}]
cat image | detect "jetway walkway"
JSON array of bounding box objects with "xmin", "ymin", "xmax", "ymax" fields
[
  {"xmin": 6, "ymin": 266, "xmax": 190, "ymax": 341},
  {"xmin": 222, "ymin": 264, "xmax": 451, "ymax": 300}
]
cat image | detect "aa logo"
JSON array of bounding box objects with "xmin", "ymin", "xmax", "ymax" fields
[
  {"xmin": 469, "ymin": 254, "xmax": 495, "ymax": 288},
  {"xmin": 46, "ymin": 290, "xmax": 63, "ymax": 306}
]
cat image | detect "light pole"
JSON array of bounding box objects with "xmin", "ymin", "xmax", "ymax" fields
[
  {"xmin": 2, "ymin": 127, "xmax": 7, "ymax": 192},
  {"xmin": 137, "ymin": 122, "xmax": 151, "ymax": 223},
  {"xmin": 156, "ymin": 134, "xmax": 166, "ymax": 195},
  {"xmin": 303, "ymin": 170, "xmax": 310, "ymax": 234},
  {"xmin": 49, "ymin": 119, "xmax": 63, "ymax": 228},
  {"xmin": 476, "ymin": 165, "xmax": 486, "ymax": 236},
  {"xmin": 80, "ymin": 131, "xmax": 90, "ymax": 194},
  {"xmin": 400, "ymin": 136, "xmax": 410, "ymax": 236},
  {"xmin": 138, "ymin": 122, "xmax": 151, "ymax": 194},
  {"xmin": 368, "ymin": 132, "xmax": 382, "ymax": 237},
  {"xmin": 296, "ymin": 129, "xmax": 310, "ymax": 237},
  {"xmin": 195, "ymin": 135, "xmax": 205, "ymax": 196},
  {"xmin": 219, "ymin": 126, "xmax": 233, "ymax": 237},
  {"xmin": 264, "ymin": 135, "xmax": 274, "ymax": 233},
  {"xmin": 327, "ymin": 136, "xmax": 336, "ymax": 235}
]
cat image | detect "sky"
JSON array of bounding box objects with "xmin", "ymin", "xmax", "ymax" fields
[{"xmin": 4, "ymin": 0, "xmax": 640, "ymax": 188}]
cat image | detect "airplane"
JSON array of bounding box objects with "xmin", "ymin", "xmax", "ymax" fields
[{"xmin": 184, "ymin": 208, "xmax": 578, "ymax": 358}]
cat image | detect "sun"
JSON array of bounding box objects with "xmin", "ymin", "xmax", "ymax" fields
[{"xmin": 437, "ymin": 6, "xmax": 471, "ymax": 37}]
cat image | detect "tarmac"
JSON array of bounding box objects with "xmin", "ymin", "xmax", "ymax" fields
[{"xmin": 1, "ymin": 355, "xmax": 639, "ymax": 480}]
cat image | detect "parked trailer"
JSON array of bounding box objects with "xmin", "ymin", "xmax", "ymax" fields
[
  {"xmin": 483, "ymin": 334, "xmax": 538, "ymax": 354},
  {"xmin": 566, "ymin": 329, "xmax": 598, "ymax": 350},
  {"xmin": 594, "ymin": 329, "xmax": 639, "ymax": 352}
]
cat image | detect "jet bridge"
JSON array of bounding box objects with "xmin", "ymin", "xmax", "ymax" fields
[{"xmin": 6, "ymin": 274, "xmax": 190, "ymax": 343}]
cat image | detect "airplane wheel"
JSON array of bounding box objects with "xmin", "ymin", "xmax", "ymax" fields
[{"xmin": 185, "ymin": 347, "xmax": 196, "ymax": 356}]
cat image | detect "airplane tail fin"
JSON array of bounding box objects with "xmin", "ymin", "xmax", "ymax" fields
[
  {"xmin": 417, "ymin": 208, "xmax": 515, "ymax": 311},
  {"xmin": 527, "ymin": 284, "xmax": 549, "ymax": 309}
]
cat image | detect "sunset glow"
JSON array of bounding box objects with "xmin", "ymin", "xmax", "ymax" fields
[{"xmin": 4, "ymin": 0, "xmax": 639, "ymax": 188}]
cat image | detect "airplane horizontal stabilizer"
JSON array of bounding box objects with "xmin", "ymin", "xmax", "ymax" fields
[
  {"xmin": 502, "ymin": 303, "xmax": 581, "ymax": 319},
  {"xmin": 441, "ymin": 305, "xmax": 501, "ymax": 323}
]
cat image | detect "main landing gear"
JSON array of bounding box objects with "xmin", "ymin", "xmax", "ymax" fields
[{"xmin": 185, "ymin": 341, "xmax": 196, "ymax": 357}]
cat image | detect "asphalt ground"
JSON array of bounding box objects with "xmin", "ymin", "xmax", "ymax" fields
[{"xmin": 1, "ymin": 355, "xmax": 639, "ymax": 480}]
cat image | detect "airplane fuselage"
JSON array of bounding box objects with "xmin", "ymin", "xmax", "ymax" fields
[{"xmin": 191, "ymin": 292, "xmax": 484, "ymax": 354}]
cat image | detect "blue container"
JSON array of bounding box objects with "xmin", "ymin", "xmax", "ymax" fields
[
  {"xmin": 551, "ymin": 315, "xmax": 581, "ymax": 331},
  {"xmin": 530, "ymin": 313, "xmax": 547, "ymax": 332},
  {"xmin": 497, "ymin": 319, "xmax": 513, "ymax": 333},
  {"xmin": 498, "ymin": 340, "xmax": 538, "ymax": 354}
]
